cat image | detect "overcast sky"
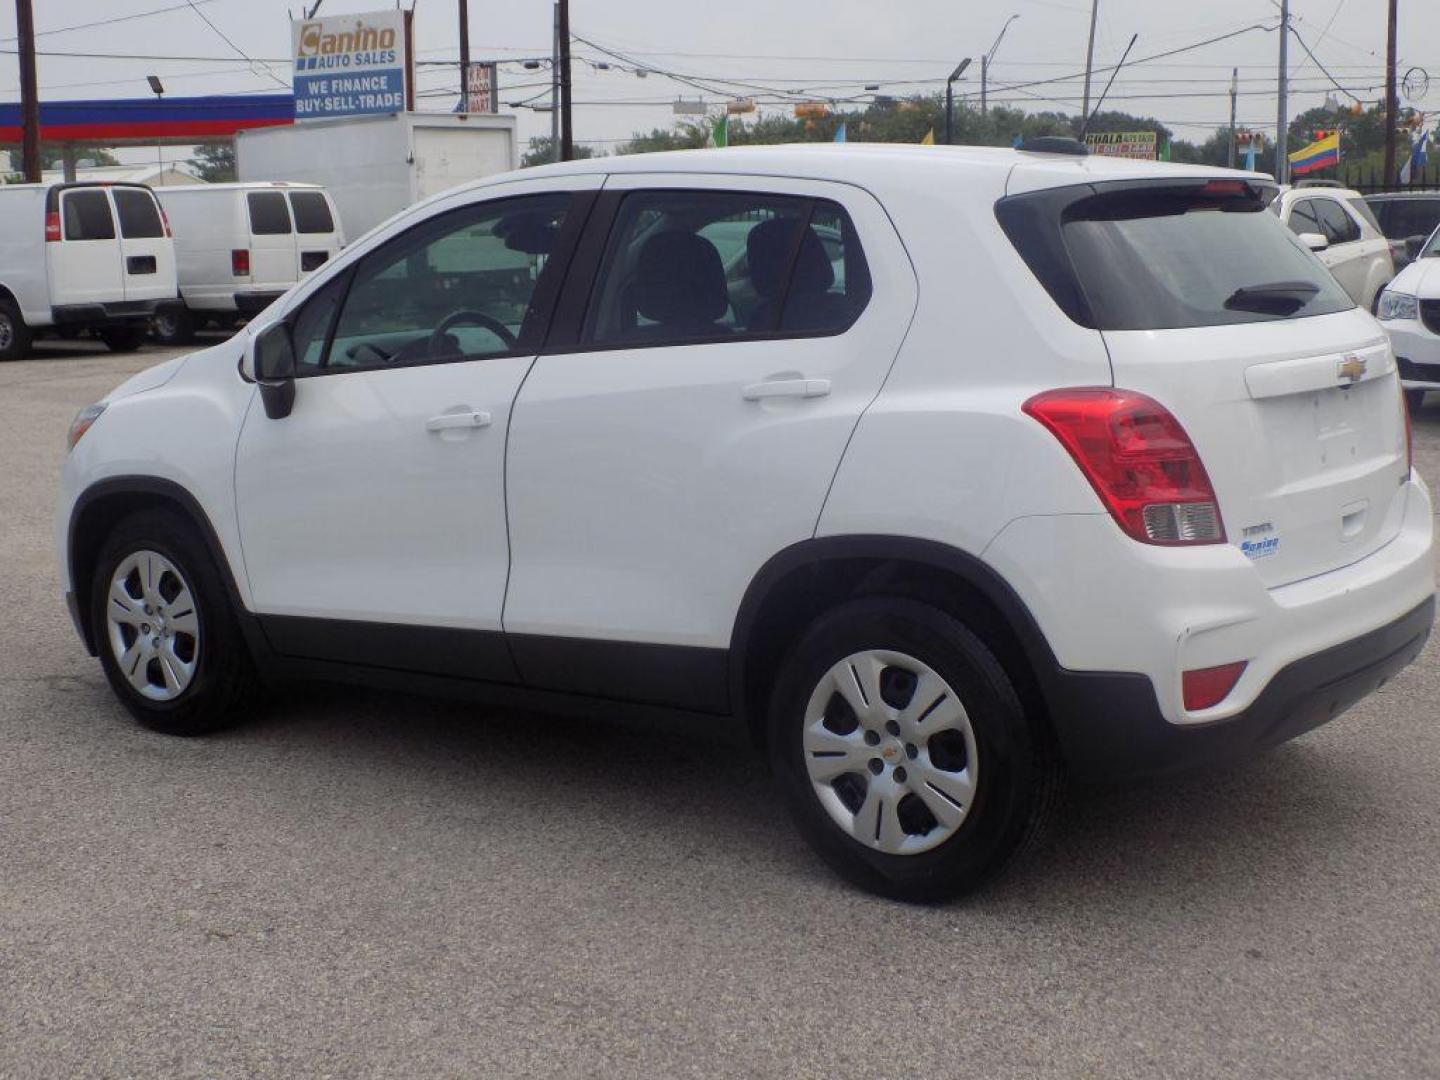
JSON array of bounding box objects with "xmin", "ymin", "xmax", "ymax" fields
[{"xmin": 1, "ymin": 0, "xmax": 1437, "ymax": 167}]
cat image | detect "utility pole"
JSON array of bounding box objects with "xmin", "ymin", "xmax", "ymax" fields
[
  {"xmin": 550, "ymin": 4, "xmax": 560, "ymax": 162},
  {"xmin": 1276, "ymin": 0, "xmax": 1289, "ymax": 183},
  {"xmin": 16, "ymin": 0, "xmax": 40, "ymax": 183},
  {"xmin": 458, "ymin": 0, "xmax": 470, "ymax": 104},
  {"xmin": 1383, "ymin": 0, "xmax": 1399, "ymax": 183},
  {"xmin": 981, "ymin": 56, "xmax": 987, "ymax": 116},
  {"xmin": 1081, "ymin": 0, "xmax": 1100, "ymax": 123},
  {"xmin": 557, "ymin": 0, "xmax": 573, "ymax": 161},
  {"xmin": 1228, "ymin": 67, "xmax": 1238, "ymax": 168}
]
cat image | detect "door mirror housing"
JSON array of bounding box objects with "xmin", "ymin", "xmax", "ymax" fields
[
  {"xmin": 254, "ymin": 321, "xmax": 297, "ymax": 420},
  {"xmin": 1298, "ymin": 231, "xmax": 1330, "ymax": 253}
]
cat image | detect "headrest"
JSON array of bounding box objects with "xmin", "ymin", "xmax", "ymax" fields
[
  {"xmin": 746, "ymin": 219, "xmax": 835, "ymax": 298},
  {"xmin": 632, "ymin": 231, "xmax": 729, "ymax": 325}
]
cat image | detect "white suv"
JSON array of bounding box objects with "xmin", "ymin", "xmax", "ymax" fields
[
  {"xmin": 58, "ymin": 147, "xmax": 1435, "ymax": 901},
  {"xmin": 1376, "ymin": 225, "xmax": 1440, "ymax": 411},
  {"xmin": 1270, "ymin": 182, "xmax": 1395, "ymax": 310}
]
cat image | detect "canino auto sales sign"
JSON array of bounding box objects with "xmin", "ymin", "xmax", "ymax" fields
[{"xmin": 291, "ymin": 10, "xmax": 407, "ymax": 120}]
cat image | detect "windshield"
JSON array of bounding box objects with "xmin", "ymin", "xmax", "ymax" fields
[{"xmin": 1058, "ymin": 189, "xmax": 1354, "ymax": 329}]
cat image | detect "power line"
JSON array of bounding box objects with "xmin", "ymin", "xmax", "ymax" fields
[
  {"xmin": 182, "ymin": 0, "xmax": 289, "ymax": 88},
  {"xmin": 0, "ymin": 0, "xmax": 222, "ymax": 43}
]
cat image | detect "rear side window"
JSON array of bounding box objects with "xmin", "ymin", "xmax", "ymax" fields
[
  {"xmin": 113, "ymin": 188, "xmax": 164, "ymax": 239},
  {"xmin": 1287, "ymin": 200, "xmax": 1322, "ymax": 236},
  {"xmin": 289, "ymin": 191, "xmax": 335, "ymax": 234},
  {"xmin": 62, "ymin": 190, "xmax": 115, "ymax": 241},
  {"xmin": 1345, "ymin": 196, "xmax": 1382, "ymax": 234},
  {"xmin": 998, "ymin": 182, "xmax": 1354, "ymax": 330},
  {"xmin": 584, "ymin": 189, "xmax": 870, "ymax": 346},
  {"xmin": 248, "ymin": 191, "xmax": 292, "ymax": 235}
]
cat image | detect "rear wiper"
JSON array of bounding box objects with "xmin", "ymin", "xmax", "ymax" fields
[{"xmin": 1224, "ymin": 280, "xmax": 1321, "ymax": 315}]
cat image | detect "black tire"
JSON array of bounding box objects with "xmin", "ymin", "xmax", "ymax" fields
[
  {"xmin": 0, "ymin": 298, "xmax": 33, "ymax": 361},
  {"xmin": 91, "ymin": 509, "xmax": 260, "ymax": 736},
  {"xmin": 1406, "ymin": 389, "xmax": 1426, "ymax": 413},
  {"xmin": 98, "ymin": 326, "xmax": 147, "ymax": 353},
  {"xmin": 151, "ymin": 306, "xmax": 196, "ymax": 346},
  {"xmin": 768, "ymin": 597, "xmax": 1058, "ymax": 902}
]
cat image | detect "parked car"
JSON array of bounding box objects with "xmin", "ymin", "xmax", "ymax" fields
[
  {"xmin": 58, "ymin": 147, "xmax": 1435, "ymax": 901},
  {"xmin": 151, "ymin": 182, "xmax": 345, "ymax": 344},
  {"xmin": 0, "ymin": 181, "xmax": 180, "ymax": 360},
  {"xmin": 1376, "ymin": 225, "xmax": 1440, "ymax": 410},
  {"xmin": 1364, "ymin": 190, "xmax": 1440, "ymax": 271},
  {"xmin": 1271, "ymin": 182, "xmax": 1394, "ymax": 310}
]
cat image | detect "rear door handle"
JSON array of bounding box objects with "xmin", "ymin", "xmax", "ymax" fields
[
  {"xmin": 425, "ymin": 409, "xmax": 492, "ymax": 432},
  {"xmin": 741, "ymin": 378, "xmax": 831, "ymax": 401}
]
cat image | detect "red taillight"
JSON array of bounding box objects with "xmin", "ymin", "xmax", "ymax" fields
[
  {"xmin": 231, "ymin": 248, "xmax": 250, "ymax": 276},
  {"xmin": 1201, "ymin": 179, "xmax": 1248, "ymax": 196},
  {"xmin": 160, "ymin": 206, "xmax": 172, "ymax": 238},
  {"xmin": 1023, "ymin": 388, "xmax": 1226, "ymax": 545},
  {"xmin": 1183, "ymin": 661, "xmax": 1248, "ymax": 711},
  {"xmin": 45, "ymin": 211, "xmax": 61, "ymax": 242}
]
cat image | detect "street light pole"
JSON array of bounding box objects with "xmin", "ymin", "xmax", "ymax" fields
[{"xmin": 944, "ymin": 58, "xmax": 971, "ymax": 145}]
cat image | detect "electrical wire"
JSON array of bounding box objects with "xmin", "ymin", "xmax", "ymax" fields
[
  {"xmin": 182, "ymin": 0, "xmax": 289, "ymax": 88},
  {"xmin": 0, "ymin": 0, "xmax": 223, "ymax": 43}
]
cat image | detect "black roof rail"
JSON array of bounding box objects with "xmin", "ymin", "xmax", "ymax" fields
[{"xmin": 1019, "ymin": 136, "xmax": 1089, "ymax": 157}]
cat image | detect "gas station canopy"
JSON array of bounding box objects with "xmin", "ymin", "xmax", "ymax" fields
[{"xmin": 0, "ymin": 94, "xmax": 295, "ymax": 147}]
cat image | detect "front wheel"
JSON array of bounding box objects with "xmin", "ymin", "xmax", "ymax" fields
[
  {"xmin": 98, "ymin": 326, "xmax": 147, "ymax": 352},
  {"xmin": 91, "ymin": 509, "xmax": 260, "ymax": 735},
  {"xmin": 769, "ymin": 597, "xmax": 1057, "ymax": 902}
]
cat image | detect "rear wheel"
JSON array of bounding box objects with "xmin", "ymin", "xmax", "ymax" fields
[
  {"xmin": 0, "ymin": 299, "xmax": 33, "ymax": 361},
  {"xmin": 91, "ymin": 509, "xmax": 260, "ymax": 735},
  {"xmin": 769, "ymin": 597, "xmax": 1057, "ymax": 902},
  {"xmin": 1406, "ymin": 389, "xmax": 1426, "ymax": 413},
  {"xmin": 99, "ymin": 325, "xmax": 147, "ymax": 353},
  {"xmin": 152, "ymin": 306, "xmax": 196, "ymax": 346}
]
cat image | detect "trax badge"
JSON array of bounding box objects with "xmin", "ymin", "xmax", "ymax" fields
[
  {"xmin": 1337, "ymin": 355, "xmax": 1367, "ymax": 383},
  {"xmin": 1240, "ymin": 523, "xmax": 1280, "ymax": 560}
]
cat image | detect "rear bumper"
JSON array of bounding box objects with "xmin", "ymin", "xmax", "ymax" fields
[
  {"xmin": 1047, "ymin": 595, "xmax": 1434, "ymax": 782},
  {"xmin": 52, "ymin": 299, "xmax": 182, "ymax": 327},
  {"xmin": 233, "ymin": 291, "xmax": 285, "ymax": 316}
]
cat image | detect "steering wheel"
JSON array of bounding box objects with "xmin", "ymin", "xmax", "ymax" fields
[{"xmin": 427, "ymin": 309, "xmax": 518, "ymax": 357}]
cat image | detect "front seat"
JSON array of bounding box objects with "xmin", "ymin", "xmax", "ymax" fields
[{"xmin": 625, "ymin": 231, "xmax": 732, "ymax": 341}]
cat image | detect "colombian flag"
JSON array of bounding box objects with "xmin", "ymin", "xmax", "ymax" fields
[{"xmin": 1288, "ymin": 130, "xmax": 1340, "ymax": 175}]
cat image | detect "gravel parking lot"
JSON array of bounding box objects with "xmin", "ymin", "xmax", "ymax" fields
[{"xmin": 3, "ymin": 338, "xmax": 1438, "ymax": 1078}]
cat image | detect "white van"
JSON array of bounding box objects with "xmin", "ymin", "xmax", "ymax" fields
[
  {"xmin": 151, "ymin": 182, "xmax": 345, "ymax": 344},
  {"xmin": 0, "ymin": 182, "xmax": 180, "ymax": 360}
]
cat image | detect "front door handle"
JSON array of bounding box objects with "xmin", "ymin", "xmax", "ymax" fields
[
  {"xmin": 425, "ymin": 409, "xmax": 492, "ymax": 432},
  {"xmin": 741, "ymin": 378, "xmax": 831, "ymax": 401}
]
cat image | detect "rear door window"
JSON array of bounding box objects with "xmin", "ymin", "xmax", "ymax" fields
[
  {"xmin": 584, "ymin": 189, "xmax": 870, "ymax": 346},
  {"xmin": 1384, "ymin": 199, "xmax": 1440, "ymax": 240},
  {"xmin": 999, "ymin": 182, "xmax": 1355, "ymax": 330},
  {"xmin": 289, "ymin": 191, "xmax": 335, "ymax": 234},
  {"xmin": 113, "ymin": 188, "xmax": 165, "ymax": 238},
  {"xmin": 248, "ymin": 191, "xmax": 293, "ymax": 235},
  {"xmin": 62, "ymin": 190, "xmax": 115, "ymax": 241}
]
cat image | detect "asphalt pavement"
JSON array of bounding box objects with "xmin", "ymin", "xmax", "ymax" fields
[{"xmin": 2, "ymin": 337, "xmax": 1438, "ymax": 1079}]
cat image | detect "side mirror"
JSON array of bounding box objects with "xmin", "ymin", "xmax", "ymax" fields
[
  {"xmin": 1298, "ymin": 231, "xmax": 1330, "ymax": 253},
  {"xmin": 254, "ymin": 322, "xmax": 296, "ymax": 420}
]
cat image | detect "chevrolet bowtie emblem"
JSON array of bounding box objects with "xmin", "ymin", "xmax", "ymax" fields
[{"xmin": 1337, "ymin": 355, "xmax": 1367, "ymax": 383}]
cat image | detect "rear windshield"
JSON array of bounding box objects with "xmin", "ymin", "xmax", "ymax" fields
[
  {"xmin": 62, "ymin": 190, "xmax": 115, "ymax": 241},
  {"xmin": 1380, "ymin": 198, "xmax": 1440, "ymax": 241},
  {"xmin": 1000, "ymin": 183, "xmax": 1354, "ymax": 330},
  {"xmin": 289, "ymin": 191, "xmax": 335, "ymax": 234},
  {"xmin": 113, "ymin": 188, "xmax": 164, "ymax": 239},
  {"xmin": 248, "ymin": 191, "xmax": 292, "ymax": 235}
]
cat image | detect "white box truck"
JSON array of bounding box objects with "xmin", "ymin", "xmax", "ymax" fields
[
  {"xmin": 151, "ymin": 182, "xmax": 345, "ymax": 344},
  {"xmin": 235, "ymin": 112, "xmax": 518, "ymax": 242},
  {"xmin": 0, "ymin": 182, "xmax": 180, "ymax": 360}
]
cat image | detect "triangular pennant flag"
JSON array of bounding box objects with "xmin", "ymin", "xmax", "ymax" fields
[
  {"xmin": 708, "ymin": 114, "xmax": 729, "ymax": 148},
  {"xmin": 834, "ymin": 122, "xmax": 847, "ymax": 143},
  {"xmin": 920, "ymin": 128, "xmax": 935, "ymax": 145}
]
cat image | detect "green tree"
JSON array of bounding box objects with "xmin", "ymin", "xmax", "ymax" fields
[
  {"xmin": 520, "ymin": 135, "xmax": 598, "ymax": 167},
  {"xmin": 191, "ymin": 141, "xmax": 236, "ymax": 182}
]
